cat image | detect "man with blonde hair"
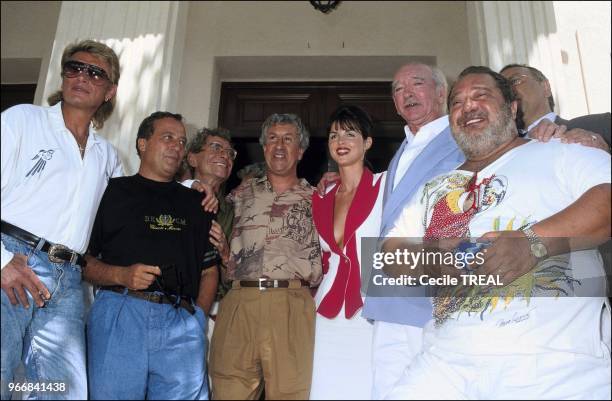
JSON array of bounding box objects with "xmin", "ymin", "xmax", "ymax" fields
[{"xmin": 1, "ymin": 39, "xmax": 122, "ymax": 399}]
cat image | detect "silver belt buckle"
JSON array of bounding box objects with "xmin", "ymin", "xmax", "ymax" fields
[
  {"xmin": 258, "ymin": 278, "xmax": 267, "ymax": 291},
  {"xmin": 48, "ymin": 243, "xmax": 70, "ymax": 264}
]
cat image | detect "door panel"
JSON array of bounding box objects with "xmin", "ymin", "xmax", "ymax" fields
[{"xmin": 219, "ymin": 82, "xmax": 404, "ymax": 189}]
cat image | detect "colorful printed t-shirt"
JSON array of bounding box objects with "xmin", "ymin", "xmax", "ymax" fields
[{"xmin": 389, "ymin": 140, "xmax": 611, "ymax": 355}]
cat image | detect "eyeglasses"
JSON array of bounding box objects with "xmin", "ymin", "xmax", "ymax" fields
[
  {"xmin": 62, "ymin": 60, "xmax": 111, "ymax": 85},
  {"xmin": 508, "ymin": 74, "xmax": 530, "ymax": 87},
  {"xmin": 203, "ymin": 141, "xmax": 237, "ymax": 160}
]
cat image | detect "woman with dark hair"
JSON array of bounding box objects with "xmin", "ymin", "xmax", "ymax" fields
[{"xmin": 310, "ymin": 105, "xmax": 386, "ymax": 399}]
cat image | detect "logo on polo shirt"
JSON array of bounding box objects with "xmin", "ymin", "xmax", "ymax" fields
[
  {"xmin": 145, "ymin": 214, "xmax": 187, "ymax": 231},
  {"xmin": 26, "ymin": 149, "xmax": 55, "ymax": 178}
]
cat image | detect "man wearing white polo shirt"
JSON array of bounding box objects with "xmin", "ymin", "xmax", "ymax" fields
[{"xmin": 1, "ymin": 40, "xmax": 122, "ymax": 400}]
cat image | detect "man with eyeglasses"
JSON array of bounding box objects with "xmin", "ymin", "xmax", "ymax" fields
[
  {"xmin": 185, "ymin": 128, "xmax": 236, "ymax": 270},
  {"xmin": 1, "ymin": 39, "xmax": 122, "ymax": 399},
  {"xmin": 183, "ymin": 128, "xmax": 236, "ymax": 331},
  {"xmin": 500, "ymin": 64, "xmax": 610, "ymax": 151},
  {"xmin": 83, "ymin": 111, "xmax": 218, "ymax": 399},
  {"xmin": 209, "ymin": 113, "xmax": 322, "ymax": 400}
]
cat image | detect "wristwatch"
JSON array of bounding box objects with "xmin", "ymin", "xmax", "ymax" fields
[{"xmin": 521, "ymin": 226, "xmax": 548, "ymax": 259}]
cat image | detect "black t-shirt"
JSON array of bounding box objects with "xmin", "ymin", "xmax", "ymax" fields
[{"xmin": 88, "ymin": 174, "xmax": 218, "ymax": 299}]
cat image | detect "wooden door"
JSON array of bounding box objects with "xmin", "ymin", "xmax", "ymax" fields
[
  {"xmin": 218, "ymin": 82, "xmax": 405, "ymax": 189},
  {"xmin": 1, "ymin": 84, "xmax": 37, "ymax": 112}
]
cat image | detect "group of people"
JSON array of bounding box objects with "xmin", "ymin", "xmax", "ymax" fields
[{"xmin": 1, "ymin": 38, "xmax": 610, "ymax": 400}]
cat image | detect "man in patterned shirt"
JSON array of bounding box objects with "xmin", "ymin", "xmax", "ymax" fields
[{"xmin": 209, "ymin": 113, "xmax": 322, "ymax": 400}]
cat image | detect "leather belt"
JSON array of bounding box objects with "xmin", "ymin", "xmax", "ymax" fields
[
  {"xmin": 101, "ymin": 286, "xmax": 195, "ymax": 315},
  {"xmin": 1, "ymin": 220, "xmax": 86, "ymax": 267},
  {"xmin": 234, "ymin": 279, "xmax": 310, "ymax": 290}
]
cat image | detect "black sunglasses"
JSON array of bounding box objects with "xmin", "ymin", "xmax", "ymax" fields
[{"xmin": 62, "ymin": 60, "xmax": 111, "ymax": 85}]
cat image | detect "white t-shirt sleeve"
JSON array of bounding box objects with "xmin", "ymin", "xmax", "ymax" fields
[
  {"xmin": 556, "ymin": 143, "xmax": 611, "ymax": 197},
  {"xmin": 181, "ymin": 179, "xmax": 198, "ymax": 189}
]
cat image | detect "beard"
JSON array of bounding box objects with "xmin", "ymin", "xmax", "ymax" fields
[{"xmin": 451, "ymin": 104, "xmax": 518, "ymax": 160}]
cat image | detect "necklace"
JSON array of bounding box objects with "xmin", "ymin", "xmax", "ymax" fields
[
  {"xmin": 69, "ymin": 130, "xmax": 88, "ymax": 157},
  {"xmin": 75, "ymin": 137, "xmax": 87, "ymax": 154}
]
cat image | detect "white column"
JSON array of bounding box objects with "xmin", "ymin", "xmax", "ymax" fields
[
  {"xmin": 466, "ymin": 1, "xmax": 579, "ymax": 117},
  {"xmin": 38, "ymin": 1, "xmax": 189, "ymax": 174}
]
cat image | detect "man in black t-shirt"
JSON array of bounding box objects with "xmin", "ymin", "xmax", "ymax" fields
[{"xmin": 83, "ymin": 111, "xmax": 218, "ymax": 400}]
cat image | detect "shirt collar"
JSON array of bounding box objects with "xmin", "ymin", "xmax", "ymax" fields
[
  {"xmin": 254, "ymin": 174, "xmax": 311, "ymax": 193},
  {"xmin": 527, "ymin": 111, "xmax": 557, "ymax": 133},
  {"xmin": 254, "ymin": 175, "xmax": 272, "ymax": 192},
  {"xmin": 48, "ymin": 102, "xmax": 100, "ymax": 146},
  {"xmin": 404, "ymin": 114, "xmax": 449, "ymax": 147}
]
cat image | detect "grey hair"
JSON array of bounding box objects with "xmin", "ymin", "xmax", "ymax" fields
[
  {"xmin": 259, "ymin": 113, "xmax": 309, "ymax": 150},
  {"xmin": 237, "ymin": 162, "xmax": 266, "ymax": 180},
  {"xmin": 392, "ymin": 63, "xmax": 449, "ymax": 113},
  {"xmin": 187, "ymin": 127, "xmax": 232, "ymax": 155}
]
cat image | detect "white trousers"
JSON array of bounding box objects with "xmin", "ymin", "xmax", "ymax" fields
[
  {"xmin": 385, "ymin": 304, "xmax": 612, "ymax": 400},
  {"xmin": 371, "ymin": 321, "xmax": 424, "ymax": 400},
  {"xmin": 310, "ymin": 312, "xmax": 374, "ymax": 400},
  {"xmin": 385, "ymin": 346, "xmax": 611, "ymax": 400}
]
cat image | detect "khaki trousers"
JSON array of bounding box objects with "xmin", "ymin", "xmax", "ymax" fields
[{"xmin": 210, "ymin": 282, "xmax": 315, "ymax": 400}]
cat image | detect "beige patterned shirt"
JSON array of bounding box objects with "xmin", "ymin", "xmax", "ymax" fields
[{"xmin": 226, "ymin": 176, "xmax": 322, "ymax": 285}]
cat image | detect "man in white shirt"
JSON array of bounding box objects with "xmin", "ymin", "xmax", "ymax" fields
[
  {"xmin": 317, "ymin": 63, "xmax": 464, "ymax": 399},
  {"xmin": 500, "ymin": 63, "xmax": 610, "ymax": 150},
  {"xmin": 384, "ymin": 65, "xmax": 610, "ymax": 399},
  {"xmin": 360, "ymin": 63, "xmax": 466, "ymax": 399},
  {"xmin": 1, "ymin": 40, "xmax": 122, "ymax": 400}
]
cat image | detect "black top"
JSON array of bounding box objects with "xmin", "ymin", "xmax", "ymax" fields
[{"xmin": 89, "ymin": 174, "xmax": 218, "ymax": 299}]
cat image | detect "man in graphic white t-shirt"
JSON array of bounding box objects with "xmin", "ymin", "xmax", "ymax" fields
[{"xmin": 384, "ymin": 66, "xmax": 611, "ymax": 400}]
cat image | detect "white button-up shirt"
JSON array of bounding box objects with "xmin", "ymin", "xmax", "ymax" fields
[
  {"xmin": 393, "ymin": 115, "xmax": 449, "ymax": 189},
  {"xmin": 1, "ymin": 103, "xmax": 123, "ymax": 269},
  {"xmin": 526, "ymin": 111, "xmax": 557, "ymax": 135}
]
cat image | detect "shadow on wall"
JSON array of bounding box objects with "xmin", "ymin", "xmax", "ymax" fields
[
  {"xmin": 473, "ymin": 1, "xmax": 599, "ymax": 117},
  {"xmin": 104, "ymin": 35, "xmax": 167, "ymax": 175}
]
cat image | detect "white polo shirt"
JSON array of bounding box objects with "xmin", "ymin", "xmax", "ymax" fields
[{"xmin": 1, "ymin": 103, "xmax": 123, "ymax": 269}]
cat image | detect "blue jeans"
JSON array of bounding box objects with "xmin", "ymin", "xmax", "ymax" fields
[
  {"xmin": 0, "ymin": 234, "xmax": 87, "ymax": 400},
  {"xmin": 87, "ymin": 290, "xmax": 209, "ymax": 400}
]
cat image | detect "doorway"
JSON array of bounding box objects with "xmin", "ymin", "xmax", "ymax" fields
[{"xmin": 218, "ymin": 81, "xmax": 405, "ymax": 190}]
